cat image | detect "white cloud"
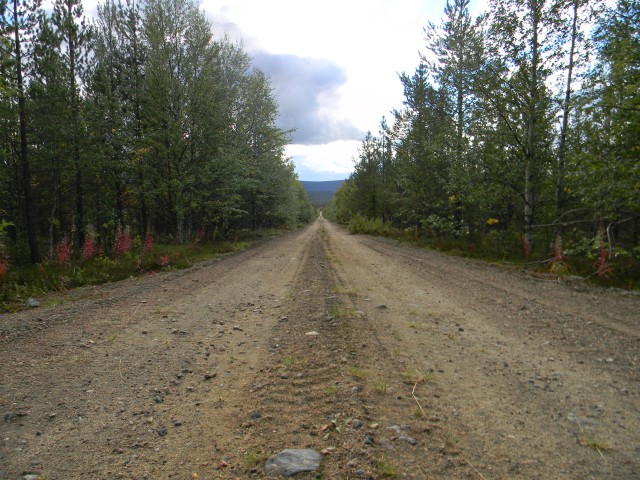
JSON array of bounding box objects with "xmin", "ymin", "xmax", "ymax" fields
[
  {"xmin": 199, "ymin": 0, "xmax": 452, "ymax": 179},
  {"xmin": 201, "ymin": 1, "xmax": 490, "ymax": 180},
  {"xmin": 286, "ymin": 141, "xmax": 361, "ymax": 180}
]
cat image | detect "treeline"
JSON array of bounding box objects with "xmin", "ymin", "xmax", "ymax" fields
[
  {"xmin": 0, "ymin": 0, "xmax": 315, "ymax": 265},
  {"xmin": 326, "ymin": 0, "xmax": 639, "ymax": 278}
]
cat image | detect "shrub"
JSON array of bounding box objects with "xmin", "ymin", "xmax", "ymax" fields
[
  {"xmin": 56, "ymin": 237, "xmax": 72, "ymax": 265},
  {"xmin": 113, "ymin": 226, "xmax": 132, "ymax": 257},
  {"xmin": 348, "ymin": 215, "xmax": 392, "ymax": 236}
]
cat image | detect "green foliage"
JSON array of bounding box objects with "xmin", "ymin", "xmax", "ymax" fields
[
  {"xmin": 0, "ymin": 239, "xmax": 249, "ymax": 311},
  {"xmin": 347, "ymin": 215, "xmax": 392, "ymax": 236},
  {"xmin": 0, "ymin": 0, "xmax": 311, "ymax": 269},
  {"xmin": 327, "ymin": 0, "xmax": 639, "ymax": 289}
]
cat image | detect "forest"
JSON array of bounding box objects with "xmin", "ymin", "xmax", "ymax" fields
[
  {"xmin": 326, "ymin": 0, "xmax": 639, "ymax": 286},
  {"xmin": 0, "ymin": 0, "xmax": 316, "ymax": 274}
]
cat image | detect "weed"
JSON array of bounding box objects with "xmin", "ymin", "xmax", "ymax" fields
[
  {"xmin": 400, "ymin": 368, "xmax": 433, "ymax": 385},
  {"xmin": 245, "ymin": 451, "xmax": 268, "ymax": 467},
  {"xmin": 585, "ymin": 438, "xmax": 611, "ymax": 452},
  {"xmin": 408, "ymin": 321, "xmax": 423, "ymax": 329},
  {"xmin": 283, "ymin": 355, "xmax": 306, "ymax": 368},
  {"xmin": 414, "ymin": 407, "xmax": 424, "ymax": 418},
  {"xmin": 329, "ymin": 307, "xmax": 358, "ymax": 319},
  {"xmin": 325, "ymin": 384, "xmax": 337, "ymax": 396},
  {"xmin": 107, "ymin": 334, "xmax": 118, "ymax": 343},
  {"xmin": 333, "ymin": 284, "xmax": 359, "ymax": 295},
  {"xmin": 373, "ymin": 380, "xmax": 390, "ymax": 394},
  {"xmin": 349, "ymin": 366, "xmax": 367, "ymax": 379},
  {"xmin": 373, "ymin": 458, "xmax": 398, "ymax": 478}
]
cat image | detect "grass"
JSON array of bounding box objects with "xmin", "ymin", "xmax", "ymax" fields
[
  {"xmin": 400, "ymin": 368, "xmax": 433, "ymax": 385},
  {"xmin": 338, "ymin": 216, "xmax": 640, "ymax": 290},
  {"xmin": 349, "ymin": 366, "xmax": 367, "ymax": 379},
  {"xmin": 372, "ymin": 379, "xmax": 390, "ymax": 395},
  {"xmin": 373, "ymin": 458, "xmax": 399, "ymax": 478},
  {"xmin": 333, "ymin": 284, "xmax": 359, "ymax": 295},
  {"xmin": 283, "ymin": 355, "xmax": 307, "ymax": 368},
  {"xmin": 0, "ymin": 239, "xmax": 250, "ymax": 312},
  {"xmin": 585, "ymin": 438, "xmax": 611, "ymax": 452},
  {"xmin": 329, "ymin": 307, "xmax": 359, "ymax": 319},
  {"xmin": 325, "ymin": 384, "xmax": 338, "ymax": 396},
  {"xmin": 245, "ymin": 450, "xmax": 268, "ymax": 468}
]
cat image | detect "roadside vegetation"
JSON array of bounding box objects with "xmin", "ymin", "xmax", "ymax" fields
[
  {"xmin": 324, "ymin": 0, "xmax": 640, "ymax": 289},
  {"xmin": 0, "ymin": 0, "xmax": 316, "ymax": 308},
  {"xmin": 0, "ymin": 228, "xmax": 297, "ymax": 312}
]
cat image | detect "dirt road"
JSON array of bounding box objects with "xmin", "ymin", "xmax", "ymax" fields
[{"xmin": 1, "ymin": 218, "xmax": 639, "ymax": 479}]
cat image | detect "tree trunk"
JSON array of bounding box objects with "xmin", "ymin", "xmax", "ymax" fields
[
  {"xmin": 13, "ymin": 0, "xmax": 40, "ymax": 263},
  {"xmin": 524, "ymin": 3, "xmax": 540, "ymax": 254},
  {"xmin": 555, "ymin": 0, "xmax": 579, "ymax": 242},
  {"xmin": 68, "ymin": 0, "xmax": 85, "ymax": 246}
]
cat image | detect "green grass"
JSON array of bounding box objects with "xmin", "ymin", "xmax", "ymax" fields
[
  {"xmin": 585, "ymin": 438, "xmax": 611, "ymax": 452},
  {"xmin": 329, "ymin": 307, "xmax": 359, "ymax": 319},
  {"xmin": 400, "ymin": 368, "xmax": 433, "ymax": 385},
  {"xmin": 373, "ymin": 458, "xmax": 399, "ymax": 478},
  {"xmin": 372, "ymin": 379, "xmax": 390, "ymax": 394},
  {"xmin": 245, "ymin": 450, "xmax": 268, "ymax": 468},
  {"xmin": 0, "ymin": 240, "xmax": 249, "ymax": 312},
  {"xmin": 349, "ymin": 366, "xmax": 367, "ymax": 379},
  {"xmin": 283, "ymin": 355, "xmax": 307, "ymax": 368},
  {"xmin": 333, "ymin": 284, "xmax": 359, "ymax": 295}
]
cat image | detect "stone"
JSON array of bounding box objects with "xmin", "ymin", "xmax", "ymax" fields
[
  {"xmin": 399, "ymin": 435, "xmax": 417, "ymax": 445},
  {"xmin": 25, "ymin": 298, "xmax": 40, "ymax": 308},
  {"xmin": 352, "ymin": 419, "xmax": 364, "ymax": 429},
  {"xmin": 264, "ymin": 449, "xmax": 321, "ymax": 477}
]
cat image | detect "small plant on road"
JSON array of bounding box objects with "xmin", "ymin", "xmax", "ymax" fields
[
  {"xmin": 373, "ymin": 379, "xmax": 390, "ymax": 394},
  {"xmin": 373, "ymin": 457, "xmax": 398, "ymax": 478},
  {"xmin": 245, "ymin": 450, "xmax": 268, "ymax": 467},
  {"xmin": 584, "ymin": 437, "xmax": 611, "ymax": 455},
  {"xmin": 283, "ymin": 355, "xmax": 306, "ymax": 368},
  {"xmin": 400, "ymin": 368, "xmax": 433, "ymax": 385},
  {"xmin": 349, "ymin": 366, "xmax": 367, "ymax": 379}
]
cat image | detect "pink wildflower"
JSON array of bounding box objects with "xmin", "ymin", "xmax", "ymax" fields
[
  {"xmin": 0, "ymin": 257, "xmax": 9, "ymax": 281},
  {"xmin": 114, "ymin": 227, "xmax": 132, "ymax": 257},
  {"xmin": 143, "ymin": 233, "xmax": 154, "ymax": 255},
  {"xmin": 56, "ymin": 237, "xmax": 72, "ymax": 265}
]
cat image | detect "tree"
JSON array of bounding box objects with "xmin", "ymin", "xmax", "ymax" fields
[
  {"xmin": 481, "ymin": 0, "xmax": 559, "ymax": 253},
  {"xmin": 572, "ymin": 0, "xmax": 640, "ymax": 232},
  {"xmin": 52, "ymin": 0, "xmax": 91, "ymax": 245},
  {"xmin": 423, "ymin": 0, "xmax": 484, "ymax": 233},
  {"xmin": 1, "ymin": 0, "xmax": 42, "ymax": 262}
]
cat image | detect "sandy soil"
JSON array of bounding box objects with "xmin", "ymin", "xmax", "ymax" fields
[{"xmin": 1, "ymin": 217, "xmax": 638, "ymax": 479}]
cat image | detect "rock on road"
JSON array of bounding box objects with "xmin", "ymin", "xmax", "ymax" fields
[{"xmin": 1, "ymin": 218, "xmax": 639, "ymax": 479}]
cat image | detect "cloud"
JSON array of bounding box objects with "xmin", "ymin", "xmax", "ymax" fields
[
  {"xmin": 286, "ymin": 141, "xmax": 360, "ymax": 181},
  {"xmin": 252, "ymin": 52, "xmax": 365, "ymax": 145}
]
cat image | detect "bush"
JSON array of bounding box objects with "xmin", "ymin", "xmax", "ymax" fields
[{"xmin": 347, "ymin": 215, "xmax": 392, "ymax": 236}]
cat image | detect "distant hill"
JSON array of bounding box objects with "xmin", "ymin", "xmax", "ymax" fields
[{"xmin": 300, "ymin": 180, "xmax": 345, "ymax": 208}]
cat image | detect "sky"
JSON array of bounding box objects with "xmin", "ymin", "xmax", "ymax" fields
[
  {"xmin": 194, "ymin": 0, "xmax": 491, "ymax": 181},
  {"xmin": 73, "ymin": 0, "xmax": 484, "ymax": 181}
]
